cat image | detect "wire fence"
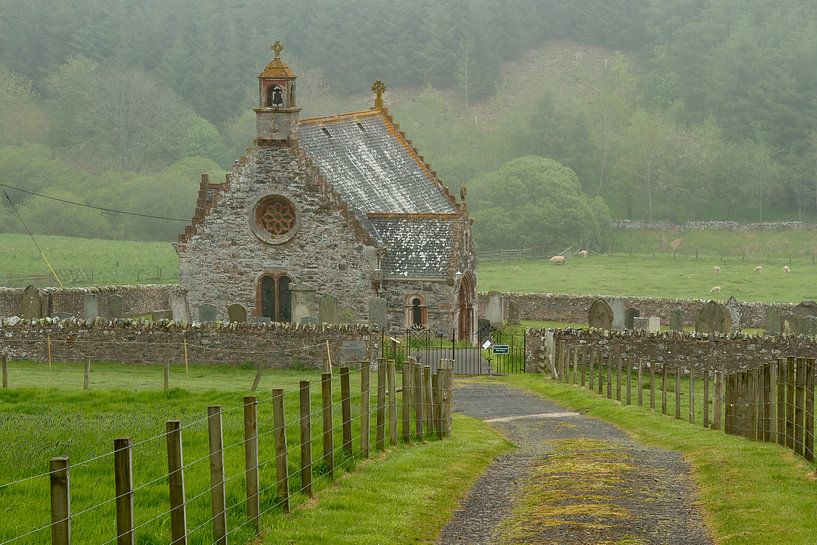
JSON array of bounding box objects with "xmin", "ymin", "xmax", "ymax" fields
[
  {"xmin": 546, "ymin": 340, "xmax": 816, "ymax": 464},
  {"xmin": 0, "ymin": 358, "xmax": 454, "ymax": 545}
]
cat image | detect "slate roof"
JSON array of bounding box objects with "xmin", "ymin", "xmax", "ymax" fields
[
  {"xmin": 298, "ymin": 109, "xmax": 461, "ymax": 278},
  {"xmin": 370, "ymin": 218, "xmax": 453, "ymax": 277},
  {"xmin": 298, "ymin": 111, "xmax": 457, "ymax": 215}
]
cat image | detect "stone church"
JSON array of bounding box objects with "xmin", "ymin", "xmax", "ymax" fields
[{"xmin": 176, "ymin": 42, "xmax": 477, "ymax": 340}]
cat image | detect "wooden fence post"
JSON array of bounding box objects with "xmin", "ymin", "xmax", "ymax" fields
[
  {"xmin": 616, "ymin": 354, "xmax": 622, "ymax": 402},
  {"xmin": 360, "ymin": 362, "xmax": 371, "ymax": 457},
  {"xmin": 432, "ymin": 372, "xmax": 441, "ymax": 437},
  {"xmin": 580, "ymin": 347, "xmax": 586, "ymax": 387},
  {"xmin": 795, "ymin": 358, "xmax": 806, "ymax": 455},
  {"xmin": 769, "ymin": 360, "xmax": 778, "ymax": 443},
  {"xmin": 340, "ymin": 367, "xmax": 352, "ymax": 457},
  {"xmin": 423, "ymin": 366, "xmax": 433, "ymax": 431},
  {"xmin": 2, "ymin": 354, "xmax": 7, "ymax": 388},
  {"xmin": 250, "ymin": 363, "xmax": 263, "ymax": 392},
  {"xmin": 559, "ymin": 340, "xmax": 567, "ymax": 382},
  {"xmin": 299, "ymin": 382, "xmax": 313, "ymax": 497},
  {"xmin": 650, "ymin": 363, "xmax": 656, "ymax": 410},
  {"xmin": 50, "ymin": 457, "xmax": 71, "ymax": 545},
  {"xmin": 713, "ymin": 371, "xmax": 722, "ymax": 431},
  {"xmin": 762, "ymin": 365, "xmax": 771, "ymax": 441},
  {"xmin": 388, "ymin": 360, "xmax": 398, "ymax": 446},
  {"xmin": 626, "ymin": 357, "xmax": 632, "ymax": 405},
  {"xmin": 588, "ymin": 350, "xmax": 596, "ymax": 391},
  {"xmin": 166, "ymin": 421, "xmax": 187, "ymax": 545},
  {"xmin": 321, "ymin": 373, "xmax": 334, "ymax": 478},
  {"xmin": 703, "ymin": 370, "xmax": 710, "ymax": 428},
  {"xmin": 376, "ymin": 363, "xmax": 387, "ymax": 449},
  {"xmin": 113, "ymin": 439, "xmax": 134, "ymax": 545},
  {"xmin": 272, "ymin": 388, "xmax": 290, "ymax": 513},
  {"xmin": 439, "ymin": 368, "xmax": 453, "ymax": 437},
  {"xmin": 787, "ymin": 357, "xmax": 795, "ymax": 449},
  {"xmin": 572, "ymin": 346, "xmax": 579, "ymax": 385},
  {"xmin": 661, "ymin": 364, "xmax": 668, "ymax": 415},
  {"xmin": 401, "ymin": 364, "xmax": 411, "ymax": 442},
  {"xmin": 84, "ymin": 358, "xmax": 91, "ymax": 390},
  {"xmin": 606, "ymin": 353, "xmax": 612, "ymax": 399},
  {"xmin": 243, "ymin": 397, "xmax": 260, "ymax": 532},
  {"xmin": 675, "ymin": 367, "xmax": 682, "ymax": 420},
  {"xmin": 207, "ymin": 406, "xmax": 227, "ymax": 545},
  {"xmin": 414, "ymin": 363, "xmax": 425, "ymax": 439},
  {"xmin": 689, "ymin": 370, "xmax": 695, "ymax": 424},
  {"xmin": 637, "ymin": 360, "xmax": 643, "ymax": 407},
  {"xmin": 777, "ymin": 358, "xmax": 787, "ymax": 446},
  {"xmin": 805, "ymin": 358, "xmax": 815, "ymax": 462}
]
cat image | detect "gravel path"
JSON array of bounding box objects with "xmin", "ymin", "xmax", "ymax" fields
[{"xmin": 436, "ymin": 381, "xmax": 714, "ymax": 545}]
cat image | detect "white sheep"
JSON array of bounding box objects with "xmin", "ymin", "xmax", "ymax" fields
[
  {"xmin": 549, "ymin": 255, "xmax": 566, "ymax": 265},
  {"xmin": 783, "ymin": 265, "xmax": 791, "ymax": 273},
  {"xmin": 713, "ymin": 266, "xmax": 721, "ymax": 273},
  {"xmin": 710, "ymin": 286, "xmax": 721, "ymax": 293},
  {"xmin": 578, "ymin": 250, "xmax": 589, "ymax": 258},
  {"xmin": 754, "ymin": 265, "xmax": 763, "ymax": 273}
]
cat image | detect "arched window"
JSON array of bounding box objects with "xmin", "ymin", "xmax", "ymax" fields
[
  {"xmin": 258, "ymin": 274, "xmax": 292, "ymax": 322},
  {"xmin": 404, "ymin": 294, "xmax": 427, "ymax": 329}
]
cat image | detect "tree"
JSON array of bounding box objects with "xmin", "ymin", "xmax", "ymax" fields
[
  {"xmin": 467, "ymin": 156, "xmax": 611, "ymax": 251},
  {"xmin": 0, "ymin": 65, "xmax": 48, "ymax": 145}
]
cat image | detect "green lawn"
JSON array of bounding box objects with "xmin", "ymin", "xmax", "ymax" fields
[
  {"xmin": 501, "ymin": 374, "xmax": 817, "ymax": 545},
  {"xmin": 479, "ymin": 254, "xmax": 817, "ymax": 303},
  {"xmin": 0, "ymin": 362, "xmax": 510, "ymax": 545}
]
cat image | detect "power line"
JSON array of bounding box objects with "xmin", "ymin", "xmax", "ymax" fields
[
  {"xmin": 0, "ymin": 185, "xmax": 64, "ymax": 288},
  {"xmin": 0, "ymin": 183, "xmax": 190, "ymax": 222}
]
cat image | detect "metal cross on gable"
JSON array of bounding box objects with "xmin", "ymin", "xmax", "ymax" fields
[
  {"xmin": 371, "ymin": 80, "xmax": 386, "ymax": 99},
  {"xmin": 271, "ymin": 41, "xmax": 284, "ymax": 59}
]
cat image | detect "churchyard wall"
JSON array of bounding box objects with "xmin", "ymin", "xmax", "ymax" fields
[
  {"xmin": 527, "ymin": 328, "xmax": 817, "ymax": 376},
  {"xmin": 479, "ymin": 292, "xmax": 791, "ymax": 329},
  {"xmin": 0, "ymin": 318, "xmax": 379, "ymax": 369}
]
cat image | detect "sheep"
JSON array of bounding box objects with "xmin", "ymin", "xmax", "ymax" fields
[
  {"xmin": 754, "ymin": 265, "xmax": 763, "ymax": 273},
  {"xmin": 784, "ymin": 265, "xmax": 791, "ymax": 273},
  {"xmin": 710, "ymin": 286, "xmax": 721, "ymax": 293},
  {"xmin": 578, "ymin": 250, "xmax": 589, "ymax": 258},
  {"xmin": 549, "ymin": 255, "xmax": 566, "ymax": 265},
  {"xmin": 713, "ymin": 266, "xmax": 721, "ymax": 273}
]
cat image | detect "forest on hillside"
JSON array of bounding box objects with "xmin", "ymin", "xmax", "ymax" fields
[{"xmin": 1, "ymin": 0, "xmax": 817, "ymax": 250}]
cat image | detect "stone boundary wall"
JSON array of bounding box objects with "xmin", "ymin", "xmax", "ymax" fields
[
  {"xmin": 0, "ymin": 318, "xmax": 380, "ymax": 369},
  {"xmin": 479, "ymin": 292, "xmax": 790, "ymax": 329},
  {"xmin": 613, "ymin": 220, "xmax": 812, "ymax": 232},
  {"xmin": 526, "ymin": 328, "xmax": 817, "ymax": 376},
  {"xmin": 0, "ymin": 285, "xmax": 182, "ymax": 319}
]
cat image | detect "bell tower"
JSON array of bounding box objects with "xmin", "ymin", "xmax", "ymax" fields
[{"xmin": 255, "ymin": 41, "xmax": 301, "ymax": 146}]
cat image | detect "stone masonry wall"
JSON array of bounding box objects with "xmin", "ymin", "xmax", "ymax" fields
[
  {"xmin": 177, "ymin": 146, "xmax": 375, "ymax": 322},
  {"xmin": 0, "ymin": 318, "xmax": 379, "ymax": 369},
  {"xmin": 480, "ymin": 292, "xmax": 790, "ymax": 329},
  {"xmin": 0, "ymin": 285, "xmax": 181, "ymax": 319},
  {"xmin": 527, "ymin": 328, "xmax": 817, "ymax": 376}
]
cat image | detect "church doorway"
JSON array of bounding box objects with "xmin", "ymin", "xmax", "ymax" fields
[
  {"xmin": 457, "ymin": 274, "xmax": 474, "ymax": 341},
  {"xmin": 258, "ymin": 274, "xmax": 291, "ymax": 322}
]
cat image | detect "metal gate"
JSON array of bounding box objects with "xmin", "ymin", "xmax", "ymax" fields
[{"xmin": 383, "ymin": 328, "xmax": 526, "ymax": 375}]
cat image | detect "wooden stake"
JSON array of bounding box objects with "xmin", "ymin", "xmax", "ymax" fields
[
  {"xmin": 703, "ymin": 369, "xmax": 710, "ymax": 428},
  {"xmin": 50, "ymin": 457, "xmax": 71, "ymax": 545},
  {"xmin": 244, "ymin": 397, "xmax": 260, "ymax": 531},
  {"xmin": 321, "ymin": 373, "xmax": 334, "ymax": 478},
  {"xmin": 1, "ymin": 354, "xmax": 7, "ymax": 388},
  {"xmin": 376, "ymin": 363, "xmax": 386, "ymax": 449},
  {"xmin": 650, "ymin": 363, "xmax": 656, "ymax": 410},
  {"xmin": 805, "ymin": 358, "xmax": 814, "ymax": 461},
  {"xmin": 272, "ymin": 388, "xmax": 289, "ymax": 513},
  {"xmin": 439, "ymin": 368, "xmax": 453, "ymax": 437},
  {"xmin": 47, "ymin": 334, "xmax": 52, "ymax": 370},
  {"xmin": 606, "ymin": 353, "xmax": 612, "ymax": 399},
  {"xmin": 777, "ymin": 358, "xmax": 786, "ymax": 446},
  {"xmin": 675, "ymin": 367, "xmax": 681, "ymax": 420},
  {"xmin": 414, "ymin": 363, "xmax": 425, "ymax": 439},
  {"xmin": 250, "ymin": 362, "xmax": 263, "ymax": 392},
  {"xmin": 637, "ymin": 360, "xmax": 643, "ymax": 407},
  {"xmin": 579, "ymin": 346, "xmax": 586, "ymax": 387},
  {"xmin": 299, "ymin": 382, "xmax": 313, "ymax": 497},
  {"xmin": 340, "ymin": 367, "xmax": 352, "ymax": 457},
  {"xmin": 689, "ymin": 370, "xmax": 695, "ymax": 424},
  {"xmin": 207, "ymin": 406, "xmax": 227, "ymax": 545},
  {"xmin": 114, "ymin": 438, "xmax": 134, "ymax": 545},
  {"xmin": 616, "ymin": 354, "xmax": 622, "ymax": 401},
  {"xmin": 713, "ymin": 371, "xmax": 722, "ymax": 431},
  {"xmin": 84, "ymin": 358, "xmax": 91, "ymax": 390},
  {"xmin": 795, "ymin": 358, "xmax": 806, "ymax": 455},
  {"xmin": 166, "ymin": 421, "xmax": 187, "ymax": 545},
  {"xmin": 360, "ymin": 362, "xmax": 371, "ymax": 458},
  {"xmin": 769, "ymin": 360, "xmax": 778, "ymax": 443},
  {"xmin": 183, "ymin": 338, "xmax": 189, "ymax": 378},
  {"xmin": 423, "ymin": 365, "xmax": 433, "ymax": 430},
  {"xmin": 325, "ymin": 340, "xmax": 332, "ymax": 374},
  {"xmin": 626, "ymin": 357, "xmax": 632, "ymax": 405},
  {"xmin": 588, "ymin": 350, "xmax": 596, "ymax": 391},
  {"xmin": 401, "ymin": 364, "xmax": 411, "ymax": 443},
  {"xmin": 388, "ymin": 360, "xmax": 398, "ymax": 446},
  {"xmin": 787, "ymin": 357, "xmax": 795, "ymax": 449},
  {"xmin": 662, "ymin": 364, "xmax": 668, "ymax": 414}
]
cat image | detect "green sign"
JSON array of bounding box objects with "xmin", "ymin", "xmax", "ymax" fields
[{"xmin": 491, "ymin": 345, "xmax": 510, "ymax": 355}]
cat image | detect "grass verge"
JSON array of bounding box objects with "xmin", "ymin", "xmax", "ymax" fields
[
  {"xmin": 263, "ymin": 414, "xmax": 512, "ymax": 545},
  {"xmin": 498, "ymin": 374, "xmax": 817, "ymax": 545}
]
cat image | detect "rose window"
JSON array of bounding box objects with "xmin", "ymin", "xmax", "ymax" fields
[{"xmin": 257, "ymin": 197, "xmax": 296, "ymax": 235}]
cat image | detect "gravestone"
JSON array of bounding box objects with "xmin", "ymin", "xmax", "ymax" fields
[
  {"xmin": 725, "ymin": 296, "xmax": 741, "ymax": 333},
  {"xmin": 794, "ymin": 300, "xmax": 817, "ymax": 317},
  {"xmin": 633, "ymin": 317, "xmax": 650, "ymax": 331},
  {"xmin": 695, "ymin": 300, "xmax": 732, "ymax": 334},
  {"xmin": 793, "ymin": 301, "xmax": 817, "ymax": 335},
  {"xmin": 477, "ymin": 318, "xmax": 491, "ymax": 339},
  {"xmin": 83, "ymin": 293, "xmax": 99, "ymax": 321},
  {"xmin": 669, "ymin": 308, "xmax": 684, "ymax": 332},
  {"xmin": 507, "ymin": 301, "xmax": 520, "ymax": 325},
  {"xmin": 368, "ymin": 297, "xmax": 387, "ymax": 330},
  {"xmin": 151, "ymin": 310, "xmax": 173, "ymax": 321},
  {"xmin": 107, "ymin": 294, "xmax": 124, "ymax": 319},
  {"xmin": 21, "ymin": 286, "xmax": 42, "ymax": 319},
  {"xmin": 485, "ymin": 291, "xmax": 505, "ymax": 328},
  {"xmin": 319, "ymin": 294, "xmax": 339, "ymax": 324},
  {"xmin": 588, "ymin": 299, "xmax": 613, "ymax": 330},
  {"xmin": 341, "ymin": 340, "xmax": 367, "ymax": 362},
  {"xmin": 227, "ymin": 304, "xmax": 247, "ymax": 323},
  {"xmin": 291, "ymin": 285, "xmax": 318, "ymax": 324},
  {"xmin": 169, "ymin": 291, "xmax": 190, "ymax": 322},
  {"xmin": 624, "ymin": 308, "xmax": 640, "ymax": 330},
  {"xmin": 609, "ymin": 298, "xmax": 626, "ymax": 330},
  {"xmin": 801, "ymin": 315, "xmax": 817, "ymax": 336},
  {"xmin": 199, "ymin": 304, "xmax": 218, "ymax": 322},
  {"xmin": 781, "ymin": 313, "xmax": 799, "ymax": 335},
  {"xmin": 647, "ymin": 316, "xmax": 661, "ymax": 333},
  {"xmin": 765, "ymin": 307, "xmax": 781, "ymax": 336}
]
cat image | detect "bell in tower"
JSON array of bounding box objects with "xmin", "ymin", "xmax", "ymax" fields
[{"xmin": 255, "ymin": 41, "xmax": 301, "ymax": 146}]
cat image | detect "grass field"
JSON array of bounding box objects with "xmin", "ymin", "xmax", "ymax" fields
[
  {"xmin": 0, "ymin": 361, "xmax": 510, "ymax": 545},
  {"xmin": 502, "ymin": 374, "xmax": 817, "ymax": 545}
]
